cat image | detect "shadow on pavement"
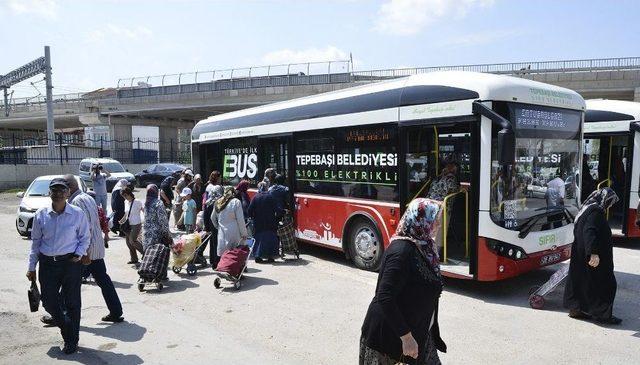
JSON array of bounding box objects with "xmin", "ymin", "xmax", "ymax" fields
[
  {"xmin": 297, "ymin": 242, "xmax": 355, "ymax": 268},
  {"xmin": 271, "ymin": 257, "xmax": 310, "ymax": 267},
  {"xmin": 220, "ymin": 276, "xmax": 278, "ymax": 293},
  {"xmin": 111, "ymin": 281, "xmax": 133, "ymax": 289},
  {"xmin": 80, "ymin": 321, "xmax": 146, "ymax": 342},
  {"xmin": 46, "ymin": 345, "xmax": 143, "ymax": 364}
]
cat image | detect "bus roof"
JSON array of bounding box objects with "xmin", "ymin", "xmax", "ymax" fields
[
  {"xmin": 584, "ymin": 99, "xmax": 640, "ymax": 134},
  {"xmin": 192, "ymin": 71, "xmax": 585, "ymax": 142}
]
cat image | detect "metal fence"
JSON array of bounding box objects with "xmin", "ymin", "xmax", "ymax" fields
[
  {"xmin": 352, "ymin": 56, "xmax": 640, "ymax": 80},
  {"xmin": 0, "ymin": 134, "xmax": 191, "ymax": 166}
]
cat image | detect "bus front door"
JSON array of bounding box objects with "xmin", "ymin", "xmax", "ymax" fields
[
  {"xmin": 402, "ymin": 122, "xmax": 475, "ymax": 277},
  {"xmin": 583, "ymin": 135, "xmax": 628, "ymax": 235}
]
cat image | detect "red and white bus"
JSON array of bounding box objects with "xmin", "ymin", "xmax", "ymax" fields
[
  {"xmin": 191, "ymin": 71, "xmax": 586, "ymax": 281},
  {"xmin": 583, "ymin": 99, "xmax": 640, "ymax": 239}
]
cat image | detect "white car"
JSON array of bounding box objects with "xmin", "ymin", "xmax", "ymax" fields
[
  {"xmin": 16, "ymin": 175, "xmax": 87, "ymax": 237},
  {"xmin": 79, "ymin": 158, "xmax": 136, "ymax": 192}
]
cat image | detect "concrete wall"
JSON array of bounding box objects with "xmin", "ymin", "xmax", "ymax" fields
[{"xmin": 0, "ymin": 162, "xmax": 191, "ymax": 190}]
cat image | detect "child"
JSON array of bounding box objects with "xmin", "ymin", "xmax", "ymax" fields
[{"xmin": 181, "ymin": 187, "xmax": 197, "ymax": 233}]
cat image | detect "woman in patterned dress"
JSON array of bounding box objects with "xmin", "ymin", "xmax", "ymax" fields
[
  {"xmin": 360, "ymin": 199, "xmax": 447, "ymax": 365},
  {"xmin": 142, "ymin": 184, "xmax": 171, "ymax": 252}
]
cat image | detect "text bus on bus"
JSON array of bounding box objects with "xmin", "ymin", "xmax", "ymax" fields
[
  {"xmin": 583, "ymin": 99, "xmax": 640, "ymax": 239},
  {"xmin": 191, "ymin": 71, "xmax": 586, "ymax": 281}
]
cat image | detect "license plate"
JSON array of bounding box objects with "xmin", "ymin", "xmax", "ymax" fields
[{"xmin": 540, "ymin": 252, "xmax": 561, "ymax": 265}]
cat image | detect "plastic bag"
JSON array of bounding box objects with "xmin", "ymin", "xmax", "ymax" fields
[{"xmin": 171, "ymin": 233, "xmax": 202, "ymax": 267}]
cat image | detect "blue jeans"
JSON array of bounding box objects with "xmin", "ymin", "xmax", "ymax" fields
[
  {"xmin": 86, "ymin": 259, "xmax": 123, "ymax": 317},
  {"xmin": 39, "ymin": 255, "xmax": 82, "ymax": 346},
  {"xmin": 95, "ymin": 194, "xmax": 108, "ymax": 211}
]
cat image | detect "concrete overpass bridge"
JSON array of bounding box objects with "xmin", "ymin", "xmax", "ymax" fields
[{"xmin": 2, "ymin": 57, "xmax": 640, "ymax": 143}]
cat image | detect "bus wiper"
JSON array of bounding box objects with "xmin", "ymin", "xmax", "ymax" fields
[{"xmin": 517, "ymin": 207, "xmax": 573, "ymax": 239}]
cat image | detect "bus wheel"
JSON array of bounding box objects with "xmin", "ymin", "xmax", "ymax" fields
[{"xmin": 349, "ymin": 220, "xmax": 383, "ymax": 271}]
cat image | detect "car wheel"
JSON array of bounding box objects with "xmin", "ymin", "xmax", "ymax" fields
[
  {"xmin": 16, "ymin": 220, "xmax": 29, "ymax": 237},
  {"xmin": 348, "ymin": 219, "xmax": 384, "ymax": 271}
]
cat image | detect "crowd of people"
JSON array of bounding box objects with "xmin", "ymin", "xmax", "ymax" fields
[{"xmin": 24, "ymin": 161, "xmax": 623, "ymax": 361}]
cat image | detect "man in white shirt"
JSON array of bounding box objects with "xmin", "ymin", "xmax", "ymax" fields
[
  {"xmin": 64, "ymin": 174, "xmax": 124, "ymax": 323},
  {"xmin": 546, "ymin": 173, "xmax": 566, "ymax": 208}
]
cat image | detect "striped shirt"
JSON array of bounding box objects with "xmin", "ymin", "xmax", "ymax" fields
[
  {"xmin": 69, "ymin": 190, "xmax": 105, "ymax": 260},
  {"xmin": 28, "ymin": 203, "xmax": 90, "ymax": 271}
]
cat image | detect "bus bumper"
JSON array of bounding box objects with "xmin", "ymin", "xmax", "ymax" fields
[{"xmin": 476, "ymin": 237, "xmax": 572, "ymax": 281}]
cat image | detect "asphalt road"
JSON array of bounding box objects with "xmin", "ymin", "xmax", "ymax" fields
[{"xmin": 0, "ymin": 192, "xmax": 638, "ymax": 364}]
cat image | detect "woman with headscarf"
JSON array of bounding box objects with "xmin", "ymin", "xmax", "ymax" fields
[
  {"xmin": 188, "ymin": 174, "xmax": 204, "ymax": 213},
  {"xmin": 427, "ymin": 160, "xmax": 460, "ymax": 201},
  {"xmin": 142, "ymin": 184, "xmax": 171, "ymax": 252},
  {"xmin": 211, "ymin": 186, "xmax": 249, "ymax": 260},
  {"xmin": 111, "ymin": 179, "xmax": 129, "ymax": 237},
  {"xmin": 360, "ymin": 199, "xmax": 446, "ymax": 365},
  {"xmin": 564, "ymin": 187, "xmax": 622, "ymax": 325},
  {"xmin": 235, "ymin": 179, "xmax": 251, "ymax": 218},
  {"xmin": 248, "ymin": 182, "xmax": 282, "ymax": 263}
]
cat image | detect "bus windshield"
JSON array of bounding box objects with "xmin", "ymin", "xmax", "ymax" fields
[{"xmin": 490, "ymin": 103, "xmax": 583, "ymax": 232}]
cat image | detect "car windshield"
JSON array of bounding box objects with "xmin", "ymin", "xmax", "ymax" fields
[
  {"xmin": 27, "ymin": 180, "xmax": 53, "ymax": 196},
  {"xmin": 103, "ymin": 162, "xmax": 125, "ymax": 173}
]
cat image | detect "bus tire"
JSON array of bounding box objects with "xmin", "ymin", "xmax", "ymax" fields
[{"xmin": 348, "ymin": 219, "xmax": 383, "ymax": 271}]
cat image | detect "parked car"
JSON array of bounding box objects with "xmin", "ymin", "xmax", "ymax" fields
[
  {"xmin": 135, "ymin": 163, "xmax": 186, "ymax": 187},
  {"xmin": 79, "ymin": 158, "xmax": 136, "ymax": 192},
  {"xmin": 16, "ymin": 175, "xmax": 87, "ymax": 237}
]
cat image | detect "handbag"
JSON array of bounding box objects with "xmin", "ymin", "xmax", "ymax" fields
[
  {"xmin": 27, "ymin": 281, "xmax": 40, "ymax": 312},
  {"xmin": 120, "ymin": 203, "xmax": 133, "ymax": 234}
]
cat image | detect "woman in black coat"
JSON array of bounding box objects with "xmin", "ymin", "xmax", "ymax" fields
[
  {"xmin": 110, "ymin": 179, "xmax": 128, "ymax": 236},
  {"xmin": 564, "ymin": 187, "xmax": 621, "ymax": 324},
  {"xmin": 360, "ymin": 198, "xmax": 446, "ymax": 365},
  {"xmin": 248, "ymin": 182, "xmax": 282, "ymax": 263}
]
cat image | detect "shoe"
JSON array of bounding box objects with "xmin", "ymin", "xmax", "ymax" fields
[
  {"xmin": 127, "ymin": 260, "xmax": 139, "ymax": 265},
  {"xmin": 41, "ymin": 315, "xmax": 56, "ymax": 327},
  {"xmin": 596, "ymin": 316, "xmax": 622, "ymax": 325},
  {"xmin": 266, "ymin": 258, "xmax": 275, "ymax": 263},
  {"xmin": 62, "ymin": 343, "xmax": 78, "ymax": 355},
  {"xmin": 568, "ymin": 310, "xmax": 591, "ymax": 319},
  {"xmin": 101, "ymin": 314, "xmax": 124, "ymax": 323},
  {"xmin": 254, "ymin": 257, "xmax": 265, "ymax": 263}
]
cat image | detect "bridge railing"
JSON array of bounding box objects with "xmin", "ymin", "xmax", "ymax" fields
[
  {"xmin": 352, "ymin": 57, "xmax": 640, "ymax": 79},
  {"xmin": 0, "ymin": 92, "xmax": 89, "ymax": 114},
  {"xmin": 2, "ymin": 57, "xmax": 640, "ymax": 110}
]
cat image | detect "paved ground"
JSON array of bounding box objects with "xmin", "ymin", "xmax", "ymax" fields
[{"xmin": 0, "ymin": 192, "xmax": 638, "ymax": 364}]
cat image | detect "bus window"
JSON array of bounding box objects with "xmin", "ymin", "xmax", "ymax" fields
[
  {"xmin": 337, "ymin": 125, "xmax": 398, "ymax": 201},
  {"xmin": 295, "ymin": 130, "xmax": 342, "ymax": 196},
  {"xmin": 405, "ymin": 125, "xmax": 470, "ymax": 202},
  {"xmin": 260, "ymin": 137, "xmax": 290, "ymax": 182},
  {"xmin": 405, "ymin": 126, "xmax": 436, "ymax": 201}
]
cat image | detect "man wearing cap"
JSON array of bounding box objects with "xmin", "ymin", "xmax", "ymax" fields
[
  {"xmin": 64, "ymin": 174, "xmax": 124, "ymax": 323},
  {"xmin": 173, "ymin": 169, "xmax": 193, "ymax": 230},
  {"xmin": 26, "ymin": 178, "xmax": 90, "ymax": 355}
]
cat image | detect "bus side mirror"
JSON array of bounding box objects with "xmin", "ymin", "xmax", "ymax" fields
[{"xmin": 498, "ymin": 127, "xmax": 515, "ymax": 165}]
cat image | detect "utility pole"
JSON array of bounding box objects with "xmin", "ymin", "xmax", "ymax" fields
[
  {"xmin": 44, "ymin": 46, "xmax": 55, "ymax": 157},
  {"xmin": 0, "ymin": 46, "xmax": 56, "ymax": 159}
]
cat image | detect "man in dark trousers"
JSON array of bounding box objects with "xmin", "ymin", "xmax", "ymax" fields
[
  {"xmin": 64, "ymin": 174, "xmax": 124, "ymax": 323},
  {"xmin": 26, "ymin": 178, "xmax": 90, "ymax": 355}
]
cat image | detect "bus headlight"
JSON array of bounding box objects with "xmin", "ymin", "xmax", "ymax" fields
[{"xmin": 487, "ymin": 239, "xmax": 528, "ymax": 261}]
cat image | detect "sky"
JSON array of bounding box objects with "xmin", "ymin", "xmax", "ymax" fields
[{"xmin": 1, "ymin": 0, "xmax": 639, "ymax": 98}]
